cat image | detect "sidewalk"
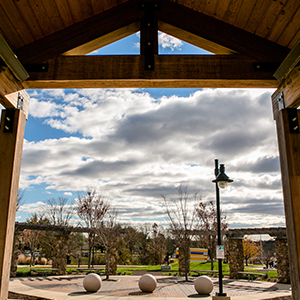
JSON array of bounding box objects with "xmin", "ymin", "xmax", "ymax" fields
[{"xmin": 9, "ymin": 275, "xmax": 292, "ymax": 300}]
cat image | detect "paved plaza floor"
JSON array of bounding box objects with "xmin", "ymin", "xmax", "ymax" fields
[{"xmin": 9, "ymin": 275, "xmax": 292, "ymax": 300}]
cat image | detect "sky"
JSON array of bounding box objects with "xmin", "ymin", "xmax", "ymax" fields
[{"xmin": 1, "ymin": 32, "xmax": 286, "ymax": 231}]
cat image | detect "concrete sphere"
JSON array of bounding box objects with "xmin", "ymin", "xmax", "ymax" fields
[
  {"xmin": 194, "ymin": 275, "xmax": 213, "ymax": 295},
  {"xmin": 138, "ymin": 274, "xmax": 157, "ymax": 292},
  {"xmin": 83, "ymin": 273, "xmax": 102, "ymax": 292}
]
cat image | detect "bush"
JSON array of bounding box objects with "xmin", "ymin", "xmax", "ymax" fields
[
  {"xmin": 93, "ymin": 254, "xmax": 106, "ymax": 265},
  {"xmin": 40, "ymin": 257, "xmax": 47, "ymax": 265},
  {"xmin": 18, "ymin": 254, "xmax": 27, "ymax": 265},
  {"xmin": 25, "ymin": 256, "xmax": 31, "ymax": 264}
]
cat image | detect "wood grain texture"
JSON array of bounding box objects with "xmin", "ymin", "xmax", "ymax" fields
[
  {"xmin": 158, "ymin": 21, "xmax": 237, "ymax": 54},
  {"xmin": 23, "ymin": 55, "xmax": 278, "ymax": 89},
  {"xmin": 158, "ymin": 0, "xmax": 290, "ymax": 62},
  {"xmin": 15, "ymin": 0, "xmax": 141, "ymax": 63},
  {"xmin": 275, "ymin": 66, "xmax": 300, "ymax": 109},
  {"xmin": 0, "ymin": 109, "xmax": 26, "ymax": 300},
  {"xmin": 274, "ymin": 109, "xmax": 300, "ymax": 299}
]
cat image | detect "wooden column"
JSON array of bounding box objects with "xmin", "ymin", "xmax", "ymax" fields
[
  {"xmin": 0, "ymin": 109, "xmax": 26, "ymax": 299},
  {"xmin": 273, "ymin": 107, "xmax": 300, "ymax": 299},
  {"xmin": 140, "ymin": 2, "xmax": 158, "ymax": 71}
]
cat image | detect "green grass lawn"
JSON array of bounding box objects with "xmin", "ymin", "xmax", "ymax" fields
[{"xmin": 16, "ymin": 262, "xmax": 277, "ymax": 278}]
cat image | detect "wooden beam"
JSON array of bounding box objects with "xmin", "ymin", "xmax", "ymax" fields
[
  {"xmin": 273, "ymin": 108, "xmax": 300, "ymax": 299},
  {"xmin": 274, "ymin": 38, "xmax": 300, "ymax": 81},
  {"xmin": 272, "ymin": 66, "xmax": 300, "ymax": 111},
  {"xmin": 62, "ymin": 22, "xmax": 140, "ymax": 56},
  {"xmin": 0, "ymin": 68, "xmax": 30, "ymax": 119},
  {"xmin": 158, "ymin": 21, "xmax": 237, "ymax": 55},
  {"xmin": 157, "ymin": 0, "xmax": 290, "ymax": 63},
  {"xmin": 23, "ymin": 55, "xmax": 279, "ymax": 89},
  {"xmin": 140, "ymin": 2, "xmax": 158, "ymax": 70},
  {"xmin": 0, "ymin": 109, "xmax": 26, "ymax": 300},
  {"xmin": 15, "ymin": 0, "xmax": 142, "ymax": 63}
]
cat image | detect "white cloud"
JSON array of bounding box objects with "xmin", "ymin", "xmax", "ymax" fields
[
  {"xmin": 135, "ymin": 32, "xmax": 183, "ymax": 52},
  {"xmin": 20, "ymin": 88, "xmax": 284, "ymax": 228},
  {"xmin": 18, "ymin": 201, "xmax": 45, "ymax": 214},
  {"xmin": 64, "ymin": 192, "xmax": 72, "ymax": 196},
  {"xmin": 158, "ymin": 32, "xmax": 183, "ymax": 51}
]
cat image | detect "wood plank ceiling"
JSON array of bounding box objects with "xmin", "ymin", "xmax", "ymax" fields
[{"xmin": 0, "ymin": 0, "xmax": 299, "ymax": 90}]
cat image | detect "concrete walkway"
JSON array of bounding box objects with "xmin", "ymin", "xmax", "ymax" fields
[{"xmin": 9, "ymin": 275, "xmax": 292, "ymax": 300}]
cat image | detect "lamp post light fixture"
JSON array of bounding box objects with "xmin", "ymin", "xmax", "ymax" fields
[{"xmin": 212, "ymin": 159, "xmax": 233, "ymax": 298}]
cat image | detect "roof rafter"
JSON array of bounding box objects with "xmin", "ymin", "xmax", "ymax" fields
[
  {"xmin": 23, "ymin": 55, "xmax": 278, "ymax": 89},
  {"xmin": 14, "ymin": 0, "xmax": 290, "ymax": 66},
  {"xmin": 15, "ymin": 0, "xmax": 142, "ymax": 63},
  {"xmin": 157, "ymin": 0, "xmax": 290, "ymax": 62},
  {"xmin": 158, "ymin": 21, "xmax": 237, "ymax": 55}
]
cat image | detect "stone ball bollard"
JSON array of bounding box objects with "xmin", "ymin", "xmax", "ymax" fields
[
  {"xmin": 138, "ymin": 274, "xmax": 157, "ymax": 292},
  {"xmin": 194, "ymin": 275, "xmax": 214, "ymax": 295},
  {"xmin": 83, "ymin": 273, "xmax": 102, "ymax": 292}
]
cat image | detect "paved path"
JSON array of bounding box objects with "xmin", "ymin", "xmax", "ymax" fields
[{"xmin": 9, "ymin": 275, "xmax": 292, "ymax": 300}]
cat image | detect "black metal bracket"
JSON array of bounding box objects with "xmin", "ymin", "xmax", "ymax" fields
[
  {"xmin": 17, "ymin": 92, "xmax": 24, "ymax": 111},
  {"xmin": 3, "ymin": 108, "xmax": 15, "ymax": 133},
  {"xmin": 23, "ymin": 63, "xmax": 48, "ymax": 72},
  {"xmin": 287, "ymin": 108, "xmax": 299, "ymax": 134},
  {"xmin": 253, "ymin": 62, "xmax": 280, "ymax": 73}
]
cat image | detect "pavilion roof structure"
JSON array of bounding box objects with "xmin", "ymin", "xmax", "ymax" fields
[
  {"xmin": 2, "ymin": 2, "xmax": 300, "ymax": 298},
  {"xmin": 1, "ymin": 0, "xmax": 300, "ymax": 113}
]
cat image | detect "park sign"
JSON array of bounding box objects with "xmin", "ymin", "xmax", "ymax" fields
[{"xmin": 216, "ymin": 245, "xmax": 225, "ymax": 259}]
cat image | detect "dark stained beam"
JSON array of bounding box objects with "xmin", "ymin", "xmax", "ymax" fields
[
  {"xmin": 140, "ymin": 2, "xmax": 159, "ymax": 71},
  {"xmin": 23, "ymin": 55, "xmax": 278, "ymax": 89},
  {"xmin": 15, "ymin": 0, "xmax": 142, "ymax": 63},
  {"xmin": 157, "ymin": 0, "xmax": 290, "ymax": 63}
]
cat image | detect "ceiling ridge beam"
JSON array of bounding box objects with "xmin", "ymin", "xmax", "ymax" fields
[
  {"xmin": 23, "ymin": 55, "xmax": 278, "ymax": 89},
  {"xmin": 157, "ymin": 0, "xmax": 290, "ymax": 63}
]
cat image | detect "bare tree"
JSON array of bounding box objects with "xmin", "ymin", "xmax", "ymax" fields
[
  {"xmin": 195, "ymin": 200, "xmax": 228, "ymax": 270},
  {"xmin": 11, "ymin": 190, "xmax": 26, "ymax": 276},
  {"xmin": 95, "ymin": 208, "xmax": 119, "ymax": 280},
  {"xmin": 161, "ymin": 185, "xmax": 199, "ymax": 281},
  {"xmin": 40, "ymin": 196, "xmax": 75, "ymax": 226},
  {"xmin": 22, "ymin": 214, "xmax": 42, "ymax": 267},
  {"xmin": 148, "ymin": 223, "xmax": 166, "ymax": 265},
  {"xmin": 76, "ymin": 188, "xmax": 110, "ymax": 268},
  {"xmin": 38, "ymin": 197, "xmax": 76, "ymax": 274}
]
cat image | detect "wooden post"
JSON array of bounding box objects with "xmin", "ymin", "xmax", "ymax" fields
[
  {"xmin": 140, "ymin": 2, "xmax": 158, "ymax": 71},
  {"xmin": 273, "ymin": 108, "xmax": 300, "ymax": 299},
  {"xmin": 0, "ymin": 109, "xmax": 26, "ymax": 300}
]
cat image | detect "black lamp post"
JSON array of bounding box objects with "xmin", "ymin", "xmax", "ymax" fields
[{"xmin": 212, "ymin": 159, "xmax": 233, "ymax": 297}]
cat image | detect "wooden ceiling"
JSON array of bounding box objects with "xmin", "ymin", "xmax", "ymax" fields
[
  {"xmin": 1, "ymin": 0, "xmax": 299, "ymax": 54},
  {"xmin": 0, "ymin": 0, "xmax": 300, "ymax": 92}
]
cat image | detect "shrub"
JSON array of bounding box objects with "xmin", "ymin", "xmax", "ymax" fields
[
  {"xmin": 18, "ymin": 254, "xmax": 27, "ymax": 265},
  {"xmin": 25, "ymin": 257, "xmax": 31, "ymax": 264}
]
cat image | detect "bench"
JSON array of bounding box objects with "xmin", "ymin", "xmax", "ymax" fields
[
  {"xmin": 76, "ymin": 268, "xmax": 104, "ymax": 273},
  {"xmin": 161, "ymin": 265, "xmax": 171, "ymax": 271},
  {"xmin": 30, "ymin": 268, "xmax": 59, "ymax": 276},
  {"xmin": 238, "ymin": 271, "xmax": 267, "ymax": 281},
  {"xmin": 191, "ymin": 270, "xmax": 218, "ymax": 275}
]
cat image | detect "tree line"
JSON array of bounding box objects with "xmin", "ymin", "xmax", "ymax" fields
[{"xmin": 13, "ymin": 185, "xmax": 273, "ymax": 279}]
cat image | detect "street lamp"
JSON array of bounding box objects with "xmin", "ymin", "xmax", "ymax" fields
[{"xmin": 212, "ymin": 159, "xmax": 233, "ymax": 298}]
